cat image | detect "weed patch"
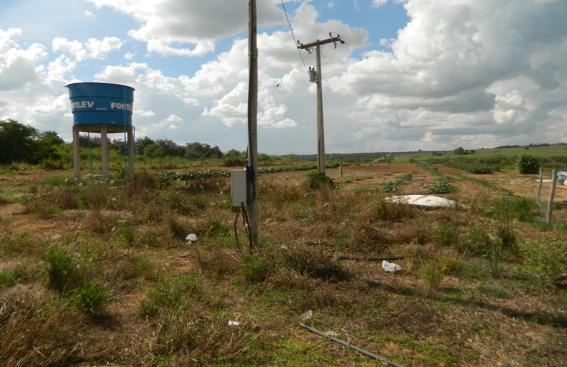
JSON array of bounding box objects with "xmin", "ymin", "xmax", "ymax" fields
[
  {"xmin": 73, "ymin": 282, "xmax": 112, "ymax": 315},
  {"xmin": 139, "ymin": 275, "xmax": 203, "ymax": 317},
  {"xmin": 43, "ymin": 246, "xmax": 83, "ymax": 292}
]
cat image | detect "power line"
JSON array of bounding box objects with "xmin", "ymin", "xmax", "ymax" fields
[{"xmin": 280, "ymin": 0, "xmax": 307, "ymax": 68}]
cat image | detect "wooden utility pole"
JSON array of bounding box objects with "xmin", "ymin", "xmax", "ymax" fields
[
  {"xmin": 247, "ymin": 0, "xmax": 259, "ymax": 249},
  {"xmin": 546, "ymin": 169, "xmax": 557, "ymax": 224},
  {"xmin": 298, "ymin": 35, "xmax": 344, "ymax": 174}
]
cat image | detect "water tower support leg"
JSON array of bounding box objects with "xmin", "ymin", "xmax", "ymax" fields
[
  {"xmin": 127, "ymin": 126, "xmax": 135, "ymax": 180},
  {"xmin": 72, "ymin": 126, "xmax": 81, "ymax": 180},
  {"xmin": 101, "ymin": 127, "xmax": 109, "ymax": 179}
]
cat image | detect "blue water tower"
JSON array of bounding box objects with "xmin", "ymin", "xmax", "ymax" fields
[{"xmin": 66, "ymin": 82, "xmax": 136, "ymax": 180}]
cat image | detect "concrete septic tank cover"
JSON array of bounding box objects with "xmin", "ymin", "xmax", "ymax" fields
[{"xmin": 386, "ymin": 195, "xmax": 462, "ymax": 208}]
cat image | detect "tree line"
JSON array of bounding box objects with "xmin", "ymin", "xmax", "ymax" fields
[{"xmin": 0, "ymin": 120, "xmax": 241, "ymax": 165}]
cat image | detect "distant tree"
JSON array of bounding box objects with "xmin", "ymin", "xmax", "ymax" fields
[
  {"xmin": 453, "ymin": 147, "xmax": 466, "ymax": 155},
  {"xmin": 518, "ymin": 155, "xmax": 540, "ymax": 174},
  {"xmin": 0, "ymin": 120, "xmax": 63, "ymax": 164},
  {"xmin": 135, "ymin": 136, "xmax": 155, "ymax": 155},
  {"xmin": 0, "ymin": 119, "xmax": 39, "ymax": 164}
]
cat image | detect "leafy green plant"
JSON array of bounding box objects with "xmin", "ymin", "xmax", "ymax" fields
[
  {"xmin": 490, "ymin": 196, "xmax": 537, "ymax": 222},
  {"xmin": 437, "ymin": 222, "xmax": 459, "ymax": 246},
  {"xmin": 428, "ymin": 179, "xmax": 455, "ymax": 194},
  {"xmin": 117, "ymin": 224, "xmax": 136, "ymax": 247},
  {"xmin": 205, "ymin": 219, "xmax": 229, "ymax": 238},
  {"xmin": 167, "ymin": 216, "xmax": 188, "ymax": 241},
  {"xmin": 305, "ymin": 171, "xmax": 335, "ymax": 190},
  {"xmin": 73, "ymin": 282, "xmax": 112, "ymax": 315},
  {"xmin": 0, "ymin": 269, "xmax": 22, "ymax": 288},
  {"xmin": 43, "ymin": 246, "xmax": 80, "ymax": 292},
  {"xmin": 518, "ymin": 154, "xmax": 540, "ymax": 174},
  {"xmin": 520, "ymin": 240, "xmax": 567, "ymax": 286},
  {"xmin": 420, "ymin": 262, "xmax": 443, "ymax": 290},
  {"xmin": 241, "ymin": 254, "xmax": 270, "ymax": 284},
  {"xmin": 192, "ymin": 194, "xmax": 209, "ymax": 209},
  {"xmin": 138, "ymin": 275, "xmax": 202, "ymax": 317}
]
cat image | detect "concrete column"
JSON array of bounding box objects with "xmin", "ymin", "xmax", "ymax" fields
[
  {"xmin": 101, "ymin": 127, "xmax": 109, "ymax": 179},
  {"xmin": 127, "ymin": 126, "xmax": 135, "ymax": 180},
  {"xmin": 72, "ymin": 126, "xmax": 81, "ymax": 180}
]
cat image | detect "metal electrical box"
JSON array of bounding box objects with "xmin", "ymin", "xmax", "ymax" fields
[{"xmin": 231, "ymin": 169, "xmax": 248, "ymax": 207}]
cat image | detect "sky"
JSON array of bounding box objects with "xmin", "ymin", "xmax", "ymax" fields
[{"xmin": 0, "ymin": 0, "xmax": 566, "ymax": 154}]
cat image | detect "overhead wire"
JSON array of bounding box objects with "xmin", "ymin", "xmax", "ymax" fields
[{"xmin": 280, "ymin": 0, "xmax": 307, "ymax": 69}]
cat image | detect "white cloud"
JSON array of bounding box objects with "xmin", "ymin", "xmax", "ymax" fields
[
  {"xmin": 88, "ymin": 0, "xmax": 286, "ymax": 57},
  {"xmin": 0, "ymin": 28, "xmax": 46, "ymax": 91},
  {"xmin": 331, "ymin": 0, "xmax": 567, "ymax": 150},
  {"xmin": 372, "ymin": 0, "xmax": 388, "ymax": 8},
  {"xmin": 49, "ymin": 36, "xmax": 122, "ymax": 81}
]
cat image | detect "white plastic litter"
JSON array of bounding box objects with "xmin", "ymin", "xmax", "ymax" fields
[
  {"xmin": 228, "ymin": 320, "xmax": 241, "ymax": 327},
  {"xmin": 382, "ymin": 260, "xmax": 402, "ymax": 273},
  {"xmin": 300, "ymin": 310, "xmax": 313, "ymax": 321},
  {"xmin": 185, "ymin": 233, "xmax": 198, "ymax": 244},
  {"xmin": 386, "ymin": 195, "xmax": 460, "ymax": 208}
]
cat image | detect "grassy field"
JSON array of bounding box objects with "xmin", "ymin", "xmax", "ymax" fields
[{"xmin": 0, "ymin": 158, "xmax": 566, "ymax": 366}]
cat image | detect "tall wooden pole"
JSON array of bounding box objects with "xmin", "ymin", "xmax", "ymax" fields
[
  {"xmin": 127, "ymin": 126, "xmax": 135, "ymax": 180},
  {"xmin": 247, "ymin": 0, "xmax": 259, "ymax": 249},
  {"xmin": 298, "ymin": 35, "xmax": 344, "ymax": 175},
  {"xmin": 101, "ymin": 127, "xmax": 109, "ymax": 179},
  {"xmin": 72, "ymin": 126, "xmax": 81, "ymax": 180},
  {"xmin": 315, "ymin": 45, "xmax": 325, "ymax": 174},
  {"xmin": 546, "ymin": 169, "xmax": 557, "ymax": 224}
]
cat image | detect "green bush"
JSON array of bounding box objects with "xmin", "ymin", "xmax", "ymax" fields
[
  {"xmin": 437, "ymin": 222, "xmax": 459, "ymax": 246},
  {"xmin": 43, "ymin": 246, "xmax": 81, "ymax": 292},
  {"xmin": 305, "ymin": 171, "xmax": 335, "ymax": 190},
  {"xmin": 73, "ymin": 283, "xmax": 112, "ymax": 315},
  {"xmin": 428, "ymin": 179, "xmax": 455, "ymax": 194},
  {"xmin": 518, "ymin": 155, "xmax": 540, "ymax": 174},
  {"xmin": 520, "ymin": 241, "xmax": 567, "ymax": 286},
  {"xmin": 167, "ymin": 216, "xmax": 188, "ymax": 241},
  {"xmin": 139, "ymin": 275, "xmax": 202, "ymax": 317},
  {"xmin": 191, "ymin": 194, "xmax": 209, "ymax": 209},
  {"xmin": 490, "ymin": 196, "xmax": 537, "ymax": 222},
  {"xmin": 0, "ymin": 269, "xmax": 22, "ymax": 288},
  {"xmin": 420, "ymin": 262, "xmax": 443, "ymax": 290},
  {"xmin": 463, "ymin": 227, "xmax": 492, "ymax": 256},
  {"xmin": 117, "ymin": 224, "xmax": 136, "ymax": 247},
  {"xmin": 241, "ymin": 255, "xmax": 270, "ymax": 284}
]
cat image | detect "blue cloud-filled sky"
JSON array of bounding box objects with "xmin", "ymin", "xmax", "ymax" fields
[{"xmin": 1, "ymin": 0, "xmax": 566, "ymax": 154}]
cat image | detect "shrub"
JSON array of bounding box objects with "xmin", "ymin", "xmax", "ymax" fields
[
  {"xmin": 437, "ymin": 222, "xmax": 459, "ymax": 246},
  {"xmin": 117, "ymin": 224, "xmax": 136, "ymax": 247},
  {"xmin": 463, "ymin": 227, "xmax": 492, "ymax": 256},
  {"xmin": 428, "ymin": 179, "xmax": 455, "ymax": 194},
  {"xmin": 518, "ymin": 155, "xmax": 540, "ymax": 174},
  {"xmin": 420, "ymin": 262, "xmax": 443, "ymax": 290},
  {"xmin": 73, "ymin": 282, "xmax": 112, "ymax": 315},
  {"xmin": 490, "ymin": 196, "xmax": 537, "ymax": 222},
  {"xmin": 139, "ymin": 275, "xmax": 202, "ymax": 317},
  {"xmin": 0, "ymin": 269, "xmax": 22, "ymax": 288},
  {"xmin": 305, "ymin": 171, "xmax": 335, "ymax": 190},
  {"xmin": 520, "ymin": 240, "xmax": 567, "ymax": 286},
  {"xmin": 495, "ymin": 226, "xmax": 518, "ymax": 254},
  {"xmin": 241, "ymin": 254, "xmax": 270, "ymax": 284},
  {"xmin": 192, "ymin": 194, "xmax": 209, "ymax": 209},
  {"xmin": 167, "ymin": 216, "xmax": 188, "ymax": 241},
  {"xmin": 205, "ymin": 219, "xmax": 229, "ymax": 238},
  {"xmin": 43, "ymin": 246, "xmax": 81, "ymax": 292}
]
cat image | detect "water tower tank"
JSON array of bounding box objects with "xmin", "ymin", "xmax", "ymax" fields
[{"xmin": 66, "ymin": 82, "xmax": 135, "ymax": 132}]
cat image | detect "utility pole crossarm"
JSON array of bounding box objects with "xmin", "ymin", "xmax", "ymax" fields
[{"xmin": 297, "ymin": 35, "xmax": 344, "ymax": 51}]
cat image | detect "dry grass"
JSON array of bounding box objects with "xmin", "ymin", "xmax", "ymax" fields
[{"xmin": 0, "ymin": 166, "xmax": 565, "ymax": 366}]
